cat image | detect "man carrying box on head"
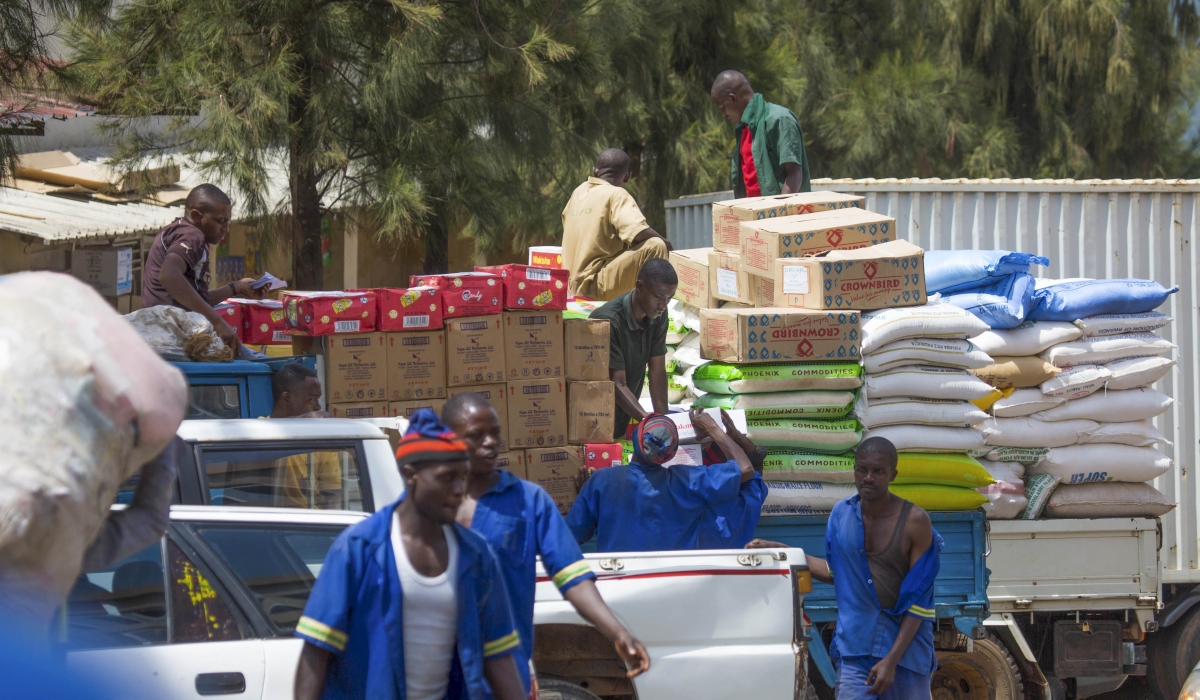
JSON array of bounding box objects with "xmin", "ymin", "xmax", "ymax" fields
[
  {"xmin": 562, "ymin": 148, "xmax": 672, "ymax": 301},
  {"xmin": 441, "ymin": 394, "xmax": 650, "ymax": 697},
  {"xmin": 711, "ymin": 70, "xmax": 811, "ymax": 198},
  {"xmin": 567, "ymin": 410, "xmax": 756, "ymax": 552},
  {"xmin": 589, "ymin": 258, "xmax": 676, "ymax": 439},
  {"xmin": 693, "ymin": 409, "xmax": 768, "ymax": 550}
]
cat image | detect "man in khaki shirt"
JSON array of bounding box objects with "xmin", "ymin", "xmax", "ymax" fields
[{"xmin": 562, "ymin": 148, "xmax": 672, "ymax": 300}]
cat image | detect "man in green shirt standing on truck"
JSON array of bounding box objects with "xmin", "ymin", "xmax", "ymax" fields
[{"xmin": 711, "ymin": 70, "xmax": 811, "ymax": 198}]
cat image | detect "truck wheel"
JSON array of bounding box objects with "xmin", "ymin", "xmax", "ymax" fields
[
  {"xmin": 1148, "ymin": 605, "xmax": 1200, "ymax": 699},
  {"xmin": 932, "ymin": 633, "xmax": 1024, "ymax": 700},
  {"xmin": 538, "ymin": 678, "xmax": 603, "ymax": 700}
]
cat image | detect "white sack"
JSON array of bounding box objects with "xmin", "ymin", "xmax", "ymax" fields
[
  {"xmin": 969, "ymin": 321, "xmax": 1082, "ymax": 357},
  {"xmin": 980, "ymin": 492, "xmax": 1029, "ymax": 519},
  {"xmin": 1033, "ymin": 388, "xmax": 1172, "ymax": 423},
  {"xmin": 125, "ymin": 306, "xmax": 233, "ymax": 362},
  {"xmin": 1040, "ymin": 364, "xmax": 1112, "ymax": 399},
  {"xmin": 1031, "ymin": 444, "xmax": 1171, "ymax": 484},
  {"xmin": 982, "ymin": 461, "xmax": 1026, "ymax": 483},
  {"xmin": 1077, "ymin": 420, "xmax": 1171, "ymax": 448},
  {"xmin": 763, "ymin": 482, "xmax": 857, "ymax": 514},
  {"xmin": 993, "ymin": 388, "xmax": 1066, "ymax": 417},
  {"xmin": 863, "ymin": 338, "xmax": 994, "ymax": 373},
  {"xmin": 1040, "ymin": 333, "xmax": 1175, "ymax": 367},
  {"xmin": 864, "ymin": 366, "xmax": 996, "ymax": 401},
  {"xmin": 863, "ymin": 425, "xmax": 987, "ymax": 453},
  {"xmin": 1073, "ymin": 312, "xmax": 1172, "ymax": 338},
  {"xmin": 857, "ymin": 397, "xmax": 989, "ymax": 429},
  {"xmin": 981, "ymin": 417, "xmax": 1097, "ymax": 447},
  {"xmin": 1104, "ymin": 356, "xmax": 1175, "ymax": 391},
  {"xmin": 861, "ymin": 304, "xmax": 991, "ymax": 354}
]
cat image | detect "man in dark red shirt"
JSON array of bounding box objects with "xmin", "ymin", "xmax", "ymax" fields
[{"xmin": 142, "ymin": 184, "xmax": 263, "ymax": 350}]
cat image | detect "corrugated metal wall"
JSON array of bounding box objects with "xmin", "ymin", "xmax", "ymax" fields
[{"xmin": 665, "ymin": 178, "xmax": 1200, "ymax": 583}]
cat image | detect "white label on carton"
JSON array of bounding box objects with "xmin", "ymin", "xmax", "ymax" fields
[
  {"xmin": 782, "ymin": 265, "xmax": 809, "ymax": 294},
  {"xmin": 668, "ymin": 408, "xmax": 749, "ymax": 443},
  {"xmin": 716, "ymin": 268, "xmax": 740, "ymax": 298},
  {"xmin": 403, "ymin": 315, "xmax": 430, "ymax": 328},
  {"xmin": 334, "ymin": 320, "xmax": 361, "ymax": 333},
  {"xmin": 527, "ymin": 268, "xmax": 551, "ymax": 282},
  {"xmin": 664, "ymin": 443, "xmax": 704, "ymax": 467},
  {"xmin": 271, "ymin": 331, "xmax": 290, "ymax": 342}
]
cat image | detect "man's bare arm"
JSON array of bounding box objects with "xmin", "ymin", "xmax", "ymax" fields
[
  {"xmin": 562, "ymin": 580, "xmax": 651, "ymax": 678},
  {"xmin": 159, "ymin": 253, "xmax": 239, "ymax": 350},
  {"xmin": 781, "ymin": 162, "xmax": 803, "ymax": 194},
  {"xmin": 483, "ymin": 655, "xmax": 527, "ymax": 700},
  {"xmin": 745, "ymin": 540, "xmax": 832, "ymax": 584},
  {"xmin": 610, "ymin": 368, "xmax": 648, "ymax": 427},
  {"xmin": 647, "ymin": 355, "xmax": 669, "ymax": 414},
  {"xmin": 294, "ymin": 642, "xmax": 331, "ymax": 700},
  {"xmin": 691, "ymin": 409, "xmax": 753, "ymax": 482}
]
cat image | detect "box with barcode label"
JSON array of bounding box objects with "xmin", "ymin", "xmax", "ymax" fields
[
  {"xmin": 234, "ymin": 299, "xmax": 291, "ymax": 344},
  {"xmin": 503, "ymin": 310, "xmax": 564, "ymax": 381},
  {"xmin": 328, "ymin": 401, "xmax": 389, "ymax": 418},
  {"xmin": 446, "ymin": 315, "xmax": 506, "ymax": 386},
  {"xmin": 507, "ymin": 378, "xmax": 568, "ymax": 448},
  {"xmin": 321, "ymin": 332, "xmax": 387, "ymax": 402},
  {"xmin": 475, "ymin": 263, "xmax": 569, "ymax": 310},
  {"xmin": 525, "ymin": 446, "xmax": 582, "ymax": 514},
  {"xmin": 281, "ymin": 291, "xmax": 378, "ymax": 336},
  {"xmin": 386, "ymin": 330, "xmax": 446, "ymax": 400},
  {"xmin": 771, "ymin": 239, "xmax": 925, "ymax": 310},
  {"xmin": 373, "ymin": 287, "xmax": 443, "ymax": 332},
  {"xmin": 707, "ymin": 250, "xmax": 752, "ymax": 304}
]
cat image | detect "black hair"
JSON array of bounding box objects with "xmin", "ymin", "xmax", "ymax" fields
[
  {"xmin": 440, "ymin": 392, "xmax": 496, "ymax": 425},
  {"xmin": 594, "ymin": 148, "xmax": 630, "ymax": 176},
  {"xmin": 637, "ymin": 257, "xmax": 678, "ymax": 286},
  {"xmin": 272, "ymin": 362, "xmax": 318, "ymax": 401},
  {"xmin": 855, "ymin": 436, "xmax": 898, "ymax": 469},
  {"xmin": 185, "ymin": 183, "xmax": 232, "ymax": 212},
  {"xmin": 711, "ymin": 70, "xmax": 752, "ymax": 98}
]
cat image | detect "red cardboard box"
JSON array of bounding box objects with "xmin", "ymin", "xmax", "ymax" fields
[
  {"xmin": 372, "ymin": 287, "xmax": 443, "ymax": 332},
  {"xmin": 475, "ymin": 264, "xmax": 569, "ymax": 310},
  {"xmin": 408, "ymin": 272, "xmax": 502, "ymax": 318},
  {"xmin": 528, "ymin": 246, "xmax": 564, "ymax": 269},
  {"xmin": 213, "ymin": 301, "xmax": 243, "ymax": 338},
  {"xmin": 583, "ymin": 443, "xmax": 623, "ymax": 469},
  {"xmin": 234, "ymin": 299, "xmax": 291, "ymax": 344},
  {"xmin": 281, "ymin": 291, "xmax": 378, "ymax": 336}
]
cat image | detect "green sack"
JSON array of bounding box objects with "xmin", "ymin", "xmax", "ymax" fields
[
  {"xmin": 747, "ymin": 418, "xmax": 862, "ymax": 453},
  {"xmin": 762, "ymin": 451, "xmax": 856, "ymax": 482},
  {"xmin": 694, "ymin": 362, "xmax": 862, "ymax": 394},
  {"xmin": 893, "ymin": 453, "xmax": 995, "ymax": 488},
  {"xmin": 694, "ymin": 390, "xmax": 856, "ymax": 419}
]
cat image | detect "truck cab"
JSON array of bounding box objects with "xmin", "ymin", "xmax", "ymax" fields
[{"xmin": 171, "ymin": 357, "xmax": 318, "ymax": 419}]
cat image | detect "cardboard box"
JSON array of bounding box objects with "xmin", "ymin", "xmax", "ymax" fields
[
  {"xmin": 282, "ymin": 291, "xmax": 378, "ymax": 335},
  {"xmin": 409, "ymin": 272, "xmax": 503, "ymax": 318},
  {"xmin": 328, "ymin": 401, "xmax": 389, "ymax": 418},
  {"xmin": 750, "ymin": 274, "xmax": 775, "ymax": 307},
  {"xmin": 699, "ymin": 307, "xmax": 861, "ymax": 363},
  {"xmin": 29, "ymin": 248, "xmax": 69, "ymax": 271},
  {"xmin": 389, "ymin": 398, "xmax": 447, "ymax": 419},
  {"xmin": 373, "ymin": 287, "xmax": 443, "ymax": 332},
  {"xmin": 495, "ymin": 451, "xmax": 527, "ymax": 478},
  {"xmin": 528, "ymin": 246, "xmax": 564, "ymax": 269},
  {"xmin": 525, "ymin": 446, "xmax": 583, "ymax": 515},
  {"xmin": 582, "ymin": 443, "xmax": 623, "ymax": 469},
  {"xmin": 445, "ymin": 315, "xmax": 506, "ymax": 386},
  {"xmin": 666, "ymin": 408, "xmax": 749, "ymax": 444},
  {"xmin": 707, "ymin": 250, "xmax": 752, "ymax": 304},
  {"xmin": 386, "ymin": 330, "xmax": 446, "ymax": 400},
  {"xmin": 446, "ymin": 383, "xmax": 509, "ymax": 451},
  {"xmin": 71, "ymin": 247, "xmax": 133, "ymax": 296},
  {"xmin": 739, "ymin": 209, "xmax": 897, "ymax": 275},
  {"xmin": 563, "ymin": 318, "xmax": 611, "ymax": 381},
  {"xmin": 664, "ymin": 443, "xmax": 704, "ymax": 467},
  {"xmin": 476, "ymin": 264, "xmax": 569, "ymax": 311},
  {"xmin": 17, "ymin": 150, "xmax": 179, "ymax": 193},
  {"xmin": 712, "ymin": 192, "xmax": 865, "ymax": 251},
  {"xmin": 669, "ymin": 248, "xmax": 712, "ymax": 306},
  {"xmin": 322, "ymin": 332, "xmax": 388, "ymax": 402},
  {"xmin": 567, "ymin": 381, "xmax": 616, "ymax": 444},
  {"xmin": 772, "ymin": 239, "xmax": 926, "ymax": 310},
  {"xmin": 236, "ymin": 299, "xmax": 291, "ymax": 345},
  {"xmin": 503, "ymin": 310, "xmax": 565, "ymax": 380},
  {"xmin": 507, "ymin": 378, "xmax": 568, "ymax": 448}
]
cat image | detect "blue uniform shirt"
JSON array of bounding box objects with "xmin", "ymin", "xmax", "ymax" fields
[
  {"xmin": 296, "ymin": 495, "xmax": 521, "ymax": 700},
  {"xmin": 566, "ymin": 460, "xmax": 743, "ymax": 552},
  {"xmin": 826, "ymin": 495, "xmax": 943, "ymax": 675},
  {"xmin": 470, "ymin": 470, "xmax": 597, "ymax": 691},
  {"xmin": 697, "ymin": 473, "xmax": 767, "ymax": 549}
]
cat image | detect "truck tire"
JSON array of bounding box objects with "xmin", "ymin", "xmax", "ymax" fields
[
  {"xmin": 1148, "ymin": 604, "xmax": 1200, "ymax": 699},
  {"xmin": 932, "ymin": 632, "xmax": 1024, "ymax": 700},
  {"xmin": 538, "ymin": 678, "xmax": 603, "ymax": 700}
]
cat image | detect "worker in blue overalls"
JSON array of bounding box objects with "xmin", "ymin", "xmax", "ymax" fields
[{"xmin": 693, "ymin": 409, "xmax": 767, "ymax": 549}]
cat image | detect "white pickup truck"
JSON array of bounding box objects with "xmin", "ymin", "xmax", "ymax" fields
[{"xmin": 76, "ymin": 419, "xmax": 814, "ymax": 700}]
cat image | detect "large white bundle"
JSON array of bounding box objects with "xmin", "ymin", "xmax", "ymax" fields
[
  {"xmin": 1078, "ymin": 420, "xmax": 1171, "ymax": 447},
  {"xmin": 1044, "ymin": 482, "xmax": 1175, "ymax": 518},
  {"xmin": 864, "ymin": 366, "xmax": 995, "ymax": 401},
  {"xmin": 857, "ymin": 397, "xmax": 988, "ymax": 429},
  {"xmin": 0, "ymin": 273, "xmax": 187, "ymax": 624},
  {"xmin": 1040, "ymin": 364, "xmax": 1112, "ymax": 399},
  {"xmin": 980, "ymin": 493, "xmax": 1029, "ymax": 519},
  {"xmin": 863, "ymin": 425, "xmax": 986, "ymax": 453},
  {"xmin": 763, "ymin": 482, "xmax": 857, "ymax": 514},
  {"xmin": 861, "ymin": 304, "xmax": 990, "ymax": 354},
  {"xmin": 993, "ymin": 388, "xmax": 1066, "ymax": 417},
  {"xmin": 125, "ymin": 306, "xmax": 232, "ymax": 362},
  {"xmin": 982, "ymin": 461, "xmax": 1025, "ymax": 482},
  {"xmin": 1031, "ymin": 444, "xmax": 1172, "ymax": 484},
  {"xmin": 1033, "ymin": 388, "xmax": 1172, "ymax": 423},
  {"xmin": 969, "ymin": 321, "xmax": 1081, "ymax": 357},
  {"xmin": 1104, "ymin": 356, "xmax": 1175, "ymax": 391},
  {"xmin": 1041, "ymin": 333, "xmax": 1175, "ymax": 367},
  {"xmin": 1073, "ymin": 312, "xmax": 1172, "ymax": 338},
  {"xmin": 981, "ymin": 417, "xmax": 1097, "ymax": 447},
  {"xmin": 863, "ymin": 338, "xmax": 993, "ymax": 373}
]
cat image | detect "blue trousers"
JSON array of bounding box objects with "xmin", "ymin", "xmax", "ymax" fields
[{"xmin": 835, "ymin": 657, "xmax": 932, "ymax": 700}]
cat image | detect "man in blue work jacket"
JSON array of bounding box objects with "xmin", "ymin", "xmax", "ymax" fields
[
  {"xmin": 567, "ymin": 410, "xmax": 755, "ymax": 552},
  {"xmin": 441, "ymin": 393, "xmax": 651, "ymax": 696},
  {"xmin": 293, "ymin": 410, "xmax": 526, "ymax": 700},
  {"xmin": 694, "ymin": 409, "xmax": 767, "ymax": 549},
  {"xmin": 749, "ymin": 437, "xmax": 942, "ymax": 699}
]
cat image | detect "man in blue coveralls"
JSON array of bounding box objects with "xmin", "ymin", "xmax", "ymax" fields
[
  {"xmin": 694, "ymin": 409, "xmax": 767, "ymax": 549},
  {"xmin": 567, "ymin": 410, "xmax": 755, "ymax": 552},
  {"xmin": 441, "ymin": 394, "xmax": 651, "ymax": 696},
  {"xmin": 293, "ymin": 409, "xmax": 526, "ymax": 700},
  {"xmin": 750, "ymin": 437, "xmax": 942, "ymax": 699}
]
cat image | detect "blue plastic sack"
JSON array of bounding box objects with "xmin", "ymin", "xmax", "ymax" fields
[
  {"xmin": 925, "ymin": 250, "xmax": 1049, "ymax": 294},
  {"xmin": 943, "ymin": 273, "xmax": 1036, "ymax": 329},
  {"xmin": 1029, "ymin": 279, "xmax": 1178, "ymax": 322}
]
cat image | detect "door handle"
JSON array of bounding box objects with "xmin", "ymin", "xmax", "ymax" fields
[{"xmin": 195, "ymin": 672, "xmax": 246, "ymax": 695}]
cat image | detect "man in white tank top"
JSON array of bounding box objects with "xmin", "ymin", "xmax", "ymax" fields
[{"xmin": 294, "ymin": 410, "xmax": 526, "ymax": 700}]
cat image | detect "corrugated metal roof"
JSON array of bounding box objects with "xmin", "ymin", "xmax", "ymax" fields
[{"xmin": 0, "ymin": 186, "xmax": 181, "ymax": 242}]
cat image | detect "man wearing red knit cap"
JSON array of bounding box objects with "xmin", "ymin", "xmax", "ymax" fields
[{"xmin": 293, "ymin": 409, "xmax": 526, "ymax": 700}]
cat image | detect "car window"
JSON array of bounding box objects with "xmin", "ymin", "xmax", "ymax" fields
[
  {"xmin": 168, "ymin": 540, "xmax": 243, "ymax": 643},
  {"xmin": 193, "ymin": 524, "xmax": 344, "ymax": 633},
  {"xmin": 187, "ymin": 384, "xmax": 242, "ymax": 420},
  {"xmin": 62, "ymin": 543, "xmax": 168, "ymax": 649},
  {"xmin": 199, "ymin": 444, "xmax": 364, "ymax": 511}
]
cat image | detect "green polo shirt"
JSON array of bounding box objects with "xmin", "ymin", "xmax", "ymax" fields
[
  {"xmin": 731, "ymin": 93, "xmax": 811, "ymax": 198},
  {"xmin": 590, "ymin": 290, "xmax": 668, "ymax": 438}
]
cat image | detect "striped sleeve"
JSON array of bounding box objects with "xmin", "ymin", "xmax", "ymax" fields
[
  {"xmin": 552, "ymin": 560, "xmax": 594, "ymax": 590},
  {"xmin": 294, "ymin": 529, "xmax": 357, "ymax": 654},
  {"xmin": 297, "ymin": 616, "xmax": 349, "ymax": 652},
  {"xmin": 533, "ymin": 486, "xmax": 596, "ymax": 594},
  {"xmin": 483, "ymin": 630, "xmax": 522, "ymax": 658},
  {"xmin": 906, "ymin": 604, "xmax": 936, "ymax": 620}
]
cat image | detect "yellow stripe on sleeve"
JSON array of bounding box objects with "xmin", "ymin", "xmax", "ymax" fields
[
  {"xmin": 297, "ymin": 616, "xmax": 349, "ymax": 651},
  {"xmin": 483, "ymin": 631, "xmax": 521, "ymax": 657},
  {"xmin": 552, "ymin": 561, "xmax": 594, "ymax": 589},
  {"xmin": 907, "ymin": 605, "xmax": 936, "ymax": 619}
]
